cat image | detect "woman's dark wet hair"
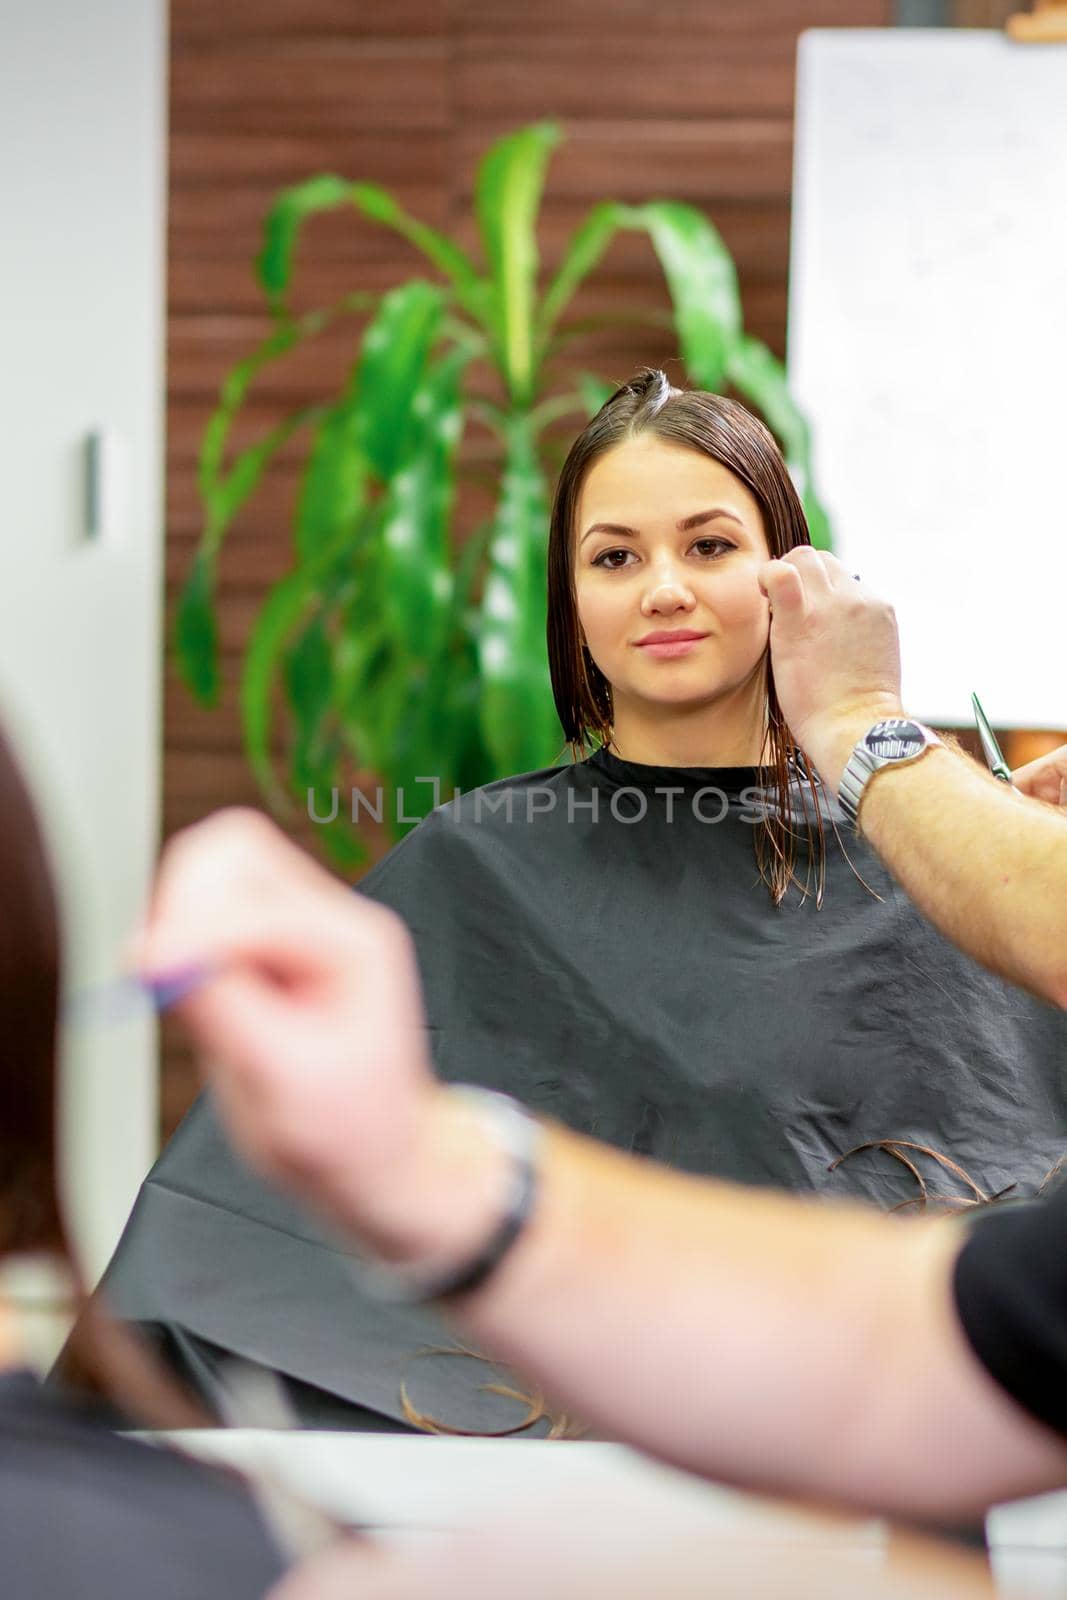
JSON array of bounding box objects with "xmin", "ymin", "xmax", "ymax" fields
[
  {"xmin": 0, "ymin": 723, "xmax": 205, "ymax": 1425},
  {"xmin": 547, "ymin": 368, "xmax": 825, "ymax": 904}
]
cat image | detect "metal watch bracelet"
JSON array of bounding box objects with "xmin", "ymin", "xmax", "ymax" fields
[{"xmin": 838, "ymin": 718, "xmax": 942, "ymax": 829}]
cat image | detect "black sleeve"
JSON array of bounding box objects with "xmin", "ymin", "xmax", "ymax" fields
[{"xmin": 953, "ymin": 1184, "xmax": 1067, "ymax": 1438}]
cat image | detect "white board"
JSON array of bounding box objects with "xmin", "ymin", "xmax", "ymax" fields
[{"xmin": 789, "ymin": 30, "xmax": 1067, "ymax": 728}]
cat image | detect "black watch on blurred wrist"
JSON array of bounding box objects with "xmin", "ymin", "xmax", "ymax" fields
[
  {"xmin": 838, "ymin": 718, "xmax": 942, "ymax": 828},
  {"xmin": 356, "ymin": 1089, "xmax": 540, "ymax": 1305}
]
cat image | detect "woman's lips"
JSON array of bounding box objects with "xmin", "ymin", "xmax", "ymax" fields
[{"xmin": 635, "ymin": 632, "xmax": 710, "ymax": 659}]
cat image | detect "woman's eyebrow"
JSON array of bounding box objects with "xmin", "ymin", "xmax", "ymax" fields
[{"xmin": 580, "ymin": 506, "xmax": 745, "ymax": 546}]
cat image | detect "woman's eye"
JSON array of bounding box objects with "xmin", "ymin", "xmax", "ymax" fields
[
  {"xmin": 692, "ymin": 537, "xmax": 735, "ymax": 559},
  {"xmin": 590, "ymin": 539, "xmax": 734, "ymax": 568}
]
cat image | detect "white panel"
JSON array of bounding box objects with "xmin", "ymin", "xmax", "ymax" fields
[
  {"xmin": 0, "ymin": 0, "xmax": 167, "ymax": 1279},
  {"xmin": 789, "ymin": 30, "xmax": 1067, "ymax": 728}
]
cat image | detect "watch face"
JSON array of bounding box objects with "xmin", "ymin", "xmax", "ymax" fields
[{"xmin": 864, "ymin": 719, "xmax": 926, "ymax": 761}]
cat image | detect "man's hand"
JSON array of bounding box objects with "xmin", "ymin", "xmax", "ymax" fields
[
  {"xmin": 1012, "ymin": 744, "xmax": 1067, "ymax": 811},
  {"xmin": 759, "ymin": 549, "xmax": 905, "ymax": 791},
  {"xmin": 135, "ymin": 808, "xmax": 498, "ymax": 1262}
]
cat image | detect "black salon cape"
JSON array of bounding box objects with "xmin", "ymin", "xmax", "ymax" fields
[{"xmin": 94, "ymin": 750, "xmax": 1067, "ymax": 1432}]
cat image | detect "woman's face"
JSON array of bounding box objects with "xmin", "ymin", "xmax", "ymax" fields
[{"xmin": 574, "ymin": 435, "xmax": 772, "ymax": 715}]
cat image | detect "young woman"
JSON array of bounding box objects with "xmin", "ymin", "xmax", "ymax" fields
[
  {"xmin": 0, "ymin": 723, "xmax": 285, "ymax": 1597},
  {"xmin": 91, "ymin": 371, "xmax": 1067, "ymax": 1435}
]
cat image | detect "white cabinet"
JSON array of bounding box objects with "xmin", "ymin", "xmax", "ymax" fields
[{"xmin": 0, "ymin": 0, "xmax": 168, "ymax": 1279}]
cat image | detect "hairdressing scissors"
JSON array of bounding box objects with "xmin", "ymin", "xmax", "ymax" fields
[{"xmin": 971, "ymin": 692, "xmax": 1013, "ymax": 785}]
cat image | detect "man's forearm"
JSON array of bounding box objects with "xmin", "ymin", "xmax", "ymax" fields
[
  {"xmin": 758, "ymin": 550, "xmax": 1067, "ymax": 1004},
  {"xmin": 820, "ymin": 724, "xmax": 1067, "ymax": 1008},
  {"xmin": 366, "ymin": 1103, "xmax": 1067, "ymax": 1521}
]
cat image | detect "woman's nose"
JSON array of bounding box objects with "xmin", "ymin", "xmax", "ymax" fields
[{"xmin": 640, "ymin": 563, "xmax": 696, "ymax": 616}]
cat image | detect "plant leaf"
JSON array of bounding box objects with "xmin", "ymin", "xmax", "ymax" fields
[
  {"xmin": 351, "ymin": 348, "xmax": 472, "ymax": 837},
  {"xmin": 475, "ymin": 122, "xmax": 562, "ymax": 404},
  {"xmin": 198, "ymin": 291, "xmax": 376, "ymax": 515},
  {"xmin": 537, "ymin": 201, "xmax": 619, "ymax": 347},
  {"xmin": 379, "ymin": 343, "xmax": 468, "ymax": 652},
  {"xmin": 257, "ymin": 173, "xmax": 482, "ymax": 317},
  {"xmin": 725, "ymin": 335, "xmax": 834, "ymax": 550},
  {"xmin": 257, "ymin": 174, "xmax": 353, "ymax": 307},
  {"xmin": 382, "ymin": 513, "xmax": 494, "ymax": 829},
  {"xmin": 204, "ymin": 409, "xmax": 319, "ymax": 556},
  {"xmin": 296, "ymin": 401, "xmax": 366, "ymax": 563},
  {"xmin": 440, "ymin": 522, "xmax": 493, "ymax": 794},
  {"xmin": 616, "ymin": 200, "xmax": 743, "ymax": 391},
  {"xmin": 285, "ymin": 635, "xmax": 370, "ymax": 871},
  {"xmin": 239, "ymin": 568, "xmax": 318, "ymax": 804},
  {"xmin": 175, "ymin": 552, "xmax": 221, "ymax": 707},
  {"xmin": 284, "ymin": 613, "xmax": 335, "ymax": 791},
  {"xmin": 332, "ymin": 494, "xmax": 393, "ymax": 760},
  {"xmin": 348, "ymin": 183, "xmax": 484, "ymax": 313},
  {"xmin": 329, "ymin": 306, "xmax": 469, "ymax": 802},
  {"xmin": 477, "ymin": 415, "xmax": 562, "ymax": 774},
  {"xmin": 353, "ymin": 282, "xmax": 444, "ymax": 482},
  {"xmin": 198, "ymin": 326, "xmax": 303, "ymax": 508},
  {"xmin": 183, "ymin": 301, "xmax": 368, "ymax": 717},
  {"xmin": 451, "ymin": 519, "xmax": 491, "ymax": 632}
]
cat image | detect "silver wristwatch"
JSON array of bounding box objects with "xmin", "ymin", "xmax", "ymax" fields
[{"xmin": 838, "ymin": 718, "xmax": 942, "ymax": 828}]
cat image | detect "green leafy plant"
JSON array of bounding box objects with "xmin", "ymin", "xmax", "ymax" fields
[{"xmin": 177, "ymin": 121, "xmax": 832, "ymax": 866}]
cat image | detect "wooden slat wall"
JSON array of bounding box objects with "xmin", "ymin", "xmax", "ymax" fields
[
  {"xmin": 952, "ymin": 0, "xmax": 1019, "ymax": 24},
  {"xmin": 163, "ymin": 0, "xmax": 892, "ymax": 1131}
]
